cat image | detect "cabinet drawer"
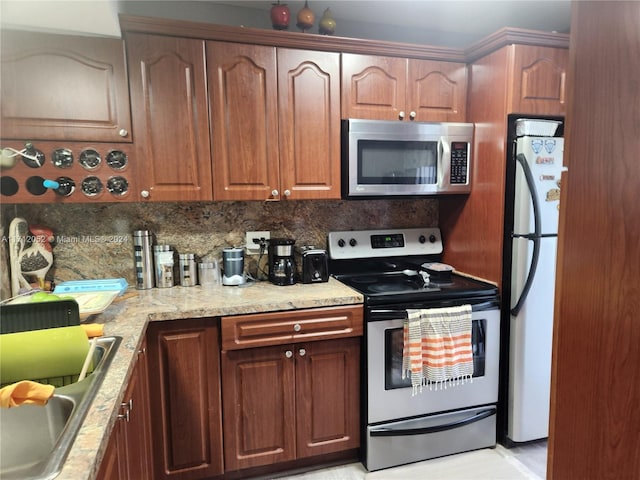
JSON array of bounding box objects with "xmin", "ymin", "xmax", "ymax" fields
[{"xmin": 221, "ymin": 305, "xmax": 363, "ymax": 350}]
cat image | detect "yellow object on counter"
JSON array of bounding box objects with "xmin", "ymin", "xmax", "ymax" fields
[
  {"xmin": 80, "ymin": 323, "xmax": 104, "ymax": 338},
  {"xmin": 0, "ymin": 326, "xmax": 91, "ymax": 385},
  {"xmin": 0, "ymin": 380, "xmax": 55, "ymax": 408}
]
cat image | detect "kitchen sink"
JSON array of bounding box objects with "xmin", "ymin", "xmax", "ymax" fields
[{"xmin": 0, "ymin": 336, "xmax": 121, "ymax": 480}]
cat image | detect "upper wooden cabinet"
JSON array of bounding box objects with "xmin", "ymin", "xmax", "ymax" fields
[
  {"xmin": 125, "ymin": 33, "xmax": 213, "ymax": 201},
  {"xmin": 507, "ymin": 45, "xmax": 568, "ymax": 115},
  {"xmin": 0, "ymin": 30, "xmax": 131, "ymax": 143},
  {"xmin": 440, "ymin": 42, "xmax": 569, "ymax": 286},
  {"xmin": 341, "ymin": 53, "xmax": 467, "ymax": 122},
  {"xmin": 208, "ymin": 42, "xmax": 341, "ymax": 201}
]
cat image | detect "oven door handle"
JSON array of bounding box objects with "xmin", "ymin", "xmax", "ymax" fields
[
  {"xmin": 369, "ymin": 407, "xmax": 496, "ymax": 437},
  {"xmin": 369, "ymin": 300, "xmax": 499, "ymax": 320}
]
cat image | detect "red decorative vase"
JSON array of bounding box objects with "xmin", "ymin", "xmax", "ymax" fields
[{"xmin": 271, "ymin": 2, "xmax": 290, "ymax": 30}]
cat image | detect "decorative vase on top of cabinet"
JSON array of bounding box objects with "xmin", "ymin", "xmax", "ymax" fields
[
  {"xmin": 341, "ymin": 53, "xmax": 468, "ymax": 122},
  {"xmin": 207, "ymin": 42, "xmax": 341, "ymax": 201}
]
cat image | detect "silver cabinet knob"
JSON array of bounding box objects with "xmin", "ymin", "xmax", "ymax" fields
[
  {"xmin": 271, "ymin": 189, "xmax": 279, "ymax": 197},
  {"xmin": 409, "ymin": 111, "xmax": 416, "ymax": 120},
  {"xmin": 285, "ymin": 350, "xmax": 293, "ymax": 358},
  {"xmin": 299, "ymin": 348, "xmax": 306, "ymax": 357},
  {"xmin": 398, "ymin": 111, "xmax": 405, "ymax": 120},
  {"xmin": 141, "ymin": 190, "xmax": 150, "ymax": 198},
  {"xmin": 118, "ymin": 128, "xmax": 128, "ymax": 137},
  {"xmin": 293, "ymin": 323, "xmax": 301, "ymax": 332},
  {"xmin": 283, "ymin": 189, "xmax": 291, "ymax": 197}
]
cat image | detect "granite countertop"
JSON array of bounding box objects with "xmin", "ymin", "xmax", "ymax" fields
[{"xmin": 56, "ymin": 277, "xmax": 363, "ymax": 480}]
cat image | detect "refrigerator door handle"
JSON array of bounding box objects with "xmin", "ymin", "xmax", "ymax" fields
[{"xmin": 511, "ymin": 153, "xmax": 542, "ymax": 317}]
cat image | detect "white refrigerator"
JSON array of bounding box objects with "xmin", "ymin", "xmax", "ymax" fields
[{"xmin": 507, "ymin": 133, "xmax": 564, "ymax": 443}]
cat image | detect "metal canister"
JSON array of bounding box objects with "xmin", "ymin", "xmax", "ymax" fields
[
  {"xmin": 179, "ymin": 253, "xmax": 197, "ymax": 287},
  {"xmin": 154, "ymin": 245, "xmax": 174, "ymax": 288},
  {"xmin": 133, "ymin": 230, "xmax": 154, "ymax": 289}
]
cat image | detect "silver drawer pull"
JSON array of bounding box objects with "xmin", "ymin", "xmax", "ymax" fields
[
  {"xmin": 293, "ymin": 323, "xmax": 301, "ymax": 332},
  {"xmin": 285, "ymin": 350, "xmax": 293, "ymax": 358},
  {"xmin": 299, "ymin": 348, "xmax": 306, "ymax": 357}
]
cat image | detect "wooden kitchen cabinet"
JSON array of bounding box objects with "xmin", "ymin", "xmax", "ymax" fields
[
  {"xmin": 125, "ymin": 33, "xmax": 213, "ymax": 202},
  {"xmin": 97, "ymin": 342, "xmax": 152, "ymax": 480},
  {"xmin": 341, "ymin": 53, "xmax": 467, "ymax": 122},
  {"xmin": 207, "ymin": 42, "xmax": 341, "ymax": 201},
  {"xmin": 0, "ymin": 30, "xmax": 131, "ymax": 143},
  {"xmin": 145, "ymin": 318, "xmax": 224, "ymax": 480},
  {"xmin": 440, "ymin": 40, "xmax": 569, "ymax": 287},
  {"xmin": 220, "ymin": 306, "xmax": 362, "ymax": 472}
]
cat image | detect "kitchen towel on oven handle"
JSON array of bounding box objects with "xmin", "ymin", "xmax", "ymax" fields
[{"xmin": 402, "ymin": 304, "xmax": 474, "ymax": 394}]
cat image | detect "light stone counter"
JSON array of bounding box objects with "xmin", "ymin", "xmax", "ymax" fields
[{"xmin": 56, "ymin": 278, "xmax": 363, "ymax": 480}]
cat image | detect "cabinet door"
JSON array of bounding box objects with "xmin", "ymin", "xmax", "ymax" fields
[
  {"xmin": 208, "ymin": 42, "xmax": 279, "ymax": 201},
  {"xmin": 277, "ymin": 49, "xmax": 341, "ymax": 200},
  {"xmin": 295, "ymin": 338, "xmax": 360, "ymax": 458},
  {"xmin": 146, "ymin": 319, "xmax": 224, "ymax": 480},
  {"xmin": 408, "ymin": 59, "xmax": 467, "ymax": 122},
  {"xmin": 509, "ymin": 45, "xmax": 568, "ymax": 115},
  {"xmin": 221, "ymin": 345, "xmax": 296, "ymax": 471},
  {"xmin": 96, "ymin": 420, "xmax": 126, "ymax": 480},
  {"xmin": 341, "ymin": 53, "xmax": 407, "ymax": 120},
  {"xmin": 1, "ymin": 30, "xmax": 131, "ymax": 143},
  {"xmin": 126, "ymin": 33, "xmax": 213, "ymax": 201},
  {"xmin": 123, "ymin": 343, "xmax": 153, "ymax": 480}
]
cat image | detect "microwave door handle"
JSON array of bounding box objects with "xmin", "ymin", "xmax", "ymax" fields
[
  {"xmin": 439, "ymin": 136, "xmax": 451, "ymax": 160},
  {"xmin": 438, "ymin": 137, "xmax": 450, "ymax": 184}
]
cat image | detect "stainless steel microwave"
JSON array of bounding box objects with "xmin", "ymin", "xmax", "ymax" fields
[{"xmin": 342, "ymin": 119, "xmax": 474, "ymax": 198}]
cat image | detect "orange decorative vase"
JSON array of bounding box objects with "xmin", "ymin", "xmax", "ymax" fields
[{"xmin": 296, "ymin": 0, "xmax": 315, "ymax": 32}]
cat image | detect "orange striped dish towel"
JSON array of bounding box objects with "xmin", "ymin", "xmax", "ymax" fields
[{"xmin": 402, "ymin": 305, "xmax": 474, "ymax": 394}]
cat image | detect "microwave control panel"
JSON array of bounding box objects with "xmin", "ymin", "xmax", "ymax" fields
[{"xmin": 450, "ymin": 142, "xmax": 469, "ymax": 184}]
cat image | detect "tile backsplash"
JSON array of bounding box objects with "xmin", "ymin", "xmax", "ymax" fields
[{"xmin": 0, "ymin": 199, "xmax": 437, "ymax": 298}]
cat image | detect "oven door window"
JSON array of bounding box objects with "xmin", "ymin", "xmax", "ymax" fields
[
  {"xmin": 385, "ymin": 319, "xmax": 487, "ymax": 390},
  {"xmin": 358, "ymin": 140, "xmax": 438, "ymax": 185}
]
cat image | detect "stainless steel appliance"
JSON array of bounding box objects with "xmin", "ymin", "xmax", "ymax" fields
[
  {"xmin": 342, "ymin": 119, "xmax": 474, "ymax": 198},
  {"xmin": 328, "ymin": 227, "xmax": 500, "ymax": 471},
  {"xmin": 501, "ymin": 116, "xmax": 564, "ymax": 445},
  {"xmin": 268, "ymin": 238, "xmax": 296, "ymax": 285},
  {"xmin": 222, "ymin": 247, "xmax": 246, "ymax": 286},
  {"xmin": 301, "ymin": 248, "xmax": 329, "ymax": 284}
]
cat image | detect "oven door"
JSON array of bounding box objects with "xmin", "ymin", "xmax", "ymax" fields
[{"xmin": 366, "ymin": 300, "xmax": 500, "ymax": 424}]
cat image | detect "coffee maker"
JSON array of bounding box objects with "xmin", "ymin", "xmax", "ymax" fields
[{"xmin": 268, "ymin": 238, "xmax": 296, "ymax": 285}]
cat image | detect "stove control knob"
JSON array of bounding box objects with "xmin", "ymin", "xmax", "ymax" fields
[
  {"xmin": 337, "ymin": 238, "xmax": 345, "ymax": 248},
  {"xmin": 419, "ymin": 235, "xmax": 426, "ymax": 244},
  {"xmin": 429, "ymin": 234, "xmax": 437, "ymax": 243},
  {"xmin": 349, "ymin": 238, "xmax": 357, "ymax": 247}
]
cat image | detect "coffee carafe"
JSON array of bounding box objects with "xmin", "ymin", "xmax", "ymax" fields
[{"xmin": 268, "ymin": 238, "xmax": 296, "ymax": 286}]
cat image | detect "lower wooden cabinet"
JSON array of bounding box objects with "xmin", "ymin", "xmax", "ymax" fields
[
  {"xmin": 146, "ymin": 318, "xmax": 224, "ymax": 480},
  {"xmin": 97, "ymin": 342, "xmax": 152, "ymax": 480},
  {"xmin": 221, "ymin": 337, "xmax": 361, "ymax": 472}
]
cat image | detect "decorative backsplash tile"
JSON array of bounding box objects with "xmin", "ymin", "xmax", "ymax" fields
[{"xmin": 0, "ymin": 199, "xmax": 437, "ymax": 297}]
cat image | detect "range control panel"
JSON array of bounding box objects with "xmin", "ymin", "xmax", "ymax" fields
[
  {"xmin": 328, "ymin": 228, "xmax": 443, "ymax": 260},
  {"xmin": 0, "ymin": 140, "xmax": 136, "ymax": 203}
]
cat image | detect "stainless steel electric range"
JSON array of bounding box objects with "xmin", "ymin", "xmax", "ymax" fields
[{"xmin": 328, "ymin": 227, "xmax": 501, "ymax": 471}]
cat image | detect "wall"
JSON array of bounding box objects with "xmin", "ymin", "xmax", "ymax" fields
[{"xmin": 0, "ymin": 199, "xmax": 438, "ymax": 297}]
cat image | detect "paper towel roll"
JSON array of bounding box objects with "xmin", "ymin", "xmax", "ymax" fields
[{"xmin": 0, "ymin": 326, "xmax": 91, "ymax": 385}]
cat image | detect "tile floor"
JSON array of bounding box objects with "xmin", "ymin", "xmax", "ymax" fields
[{"xmin": 274, "ymin": 441, "xmax": 547, "ymax": 480}]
